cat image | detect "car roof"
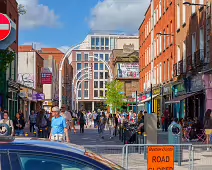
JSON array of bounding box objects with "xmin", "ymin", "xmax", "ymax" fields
[{"xmin": 13, "ymin": 137, "xmax": 85, "ymax": 155}]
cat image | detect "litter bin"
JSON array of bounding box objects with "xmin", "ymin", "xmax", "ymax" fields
[{"xmin": 168, "ymin": 123, "xmax": 182, "ymax": 166}]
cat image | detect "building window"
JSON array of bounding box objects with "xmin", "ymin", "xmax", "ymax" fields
[
  {"xmin": 200, "ymin": 27, "xmax": 204, "ymax": 50},
  {"xmin": 164, "ymin": 61, "xmax": 166, "ymax": 82},
  {"xmin": 105, "ymin": 90, "xmax": 107, "ymax": 97},
  {"xmin": 94, "ymin": 53, "xmax": 98, "ymax": 61},
  {"xmin": 101, "ymin": 37, "xmax": 104, "ymax": 49},
  {"xmin": 84, "ymin": 53, "xmax": 89, "ymax": 61},
  {"xmin": 94, "ymin": 81, "xmax": 98, "ymax": 88},
  {"xmin": 76, "ymin": 53, "xmax": 82, "ymax": 61},
  {"xmin": 177, "ymin": 4, "xmax": 180, "ymax": 29},
  {"xmin": 100, "ymin": 90, "xmax": 104, "ymax": 97},
  {"xmin": 183, "ymin": 41, "xmax": 186, "ymax": 73},
  {"xmin": 105, "ymin": 72, "xmax": 108, "ymax": 79},
  {"xmin": 94, "ymin": 63, "xmax": 98, "ymax": 70},
  {"xmin": 105, "ymin": 38, "xmax": 109, "ymax": 47},
  {"xmin": 84, "ymin": 63, "xmax": 88, "ymax": 68},
  {"xmin": 78, "ymin": 90, "xmax": 82, "ymax": 98},
  {"xmin": 105, "ymin": 81, "xmax": 107, "ymax": 87},
  {"xmin": 91, "ymin": 37, "xmax": 95, "ymax": 48},
  {"xmin": 177, "ymin": 45, "xmax": 181, "ymax": 62},
  {"xmin": 94, "ymin": 72, "xmax": 98, "ymax": 79},
  {"xmin": 100, "ymin": 72, "xmax": 104, "ymax": 79},
  {"xmin": 164, "ymin": 0, "xmax": 166, "ymax": 12},
  {"xmin": 167, "ymin": 25, "xmax": 169, "ymax": 47},
  {"xmin": 100, "ymin": 54, "xmax": 104, "ymax": 60},
  {"xmin": 77, "ymin": 63, "xmax": 81, "ymax": 70},
  {"xmin": 77, "ymin": 72, "xmax": 82, "ymax": 79},
  {"xmin": 159, "ymin": 63, "xmax": 162, "ymax": 83},
  {"xmin": 96, "ymin": 37, "xmax": 100, "ymax": 49},
  {"xmin": 192, "ymin": 0, "xmax": 196, "ymax": 14},
  {"xmin": 94, "ymin": 90, "xmax": 98, "ymax": 97},
  {"xmin": 99, "ymin": 63, "xmax": 104, "ymax": 70},
  {"xmin": 167, "ymin": 59, "xmax": 170, "ymax": 80},
  {"xmin": 105, "ymin": 54, "xmax": 109, "ymax": 61},
  {"xmin": 159, "ymin": 33, "xmax": 162, "ymax": 53},
  {"xmin": 84, "ymin": 81, "xmax": 88, "ymax": 89},
  {"xmin": 192, "ymin": 33, "xmax": 196, "ymax": 65},
  {"xmin": 159, "ymin": 0, "xmax": 162, "ymax": 18},
  {"xmin": 100, "ymin": 81, "xmax": 104, "ymax": 88},
  {"xmin": 84, "ymin": 90, "xmax": 88, "ymax": 98},
  {"xmin": 182, "ymin": 0, "xmax": 186, "ymax": 24},
  {"xmin": 163, "ymin": 29, "xmax": 166, "ymax": 50}
]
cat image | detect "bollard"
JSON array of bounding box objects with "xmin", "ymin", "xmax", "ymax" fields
[
  {"xmin": 33, "ymin": 131, "xmax": 36, "ymax": 137},
  {"xmin": 143, "ymin": 132, "xmax": 147, "ymax": 160},
  {"xmin": 138, "ymin": 131, "xmax": 142, "ymax": 154}
]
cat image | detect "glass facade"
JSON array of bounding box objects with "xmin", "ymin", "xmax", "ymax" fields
[{"xmin": 90, "ymin": 36, "xmax": 116, "ymax": 50}]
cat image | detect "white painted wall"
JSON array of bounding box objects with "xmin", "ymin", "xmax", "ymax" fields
[{"xmin": 18, "ymin": 52, "xmax": 36, "ymax": 89}]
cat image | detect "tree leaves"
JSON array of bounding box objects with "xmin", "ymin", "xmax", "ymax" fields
[
  {"xmin": 106, "ymin": 80, "xmax": 125, "ymax": 113},
  {"xmin": 0, "ymin": 49, "xmax": 15, "ymax": 73}
]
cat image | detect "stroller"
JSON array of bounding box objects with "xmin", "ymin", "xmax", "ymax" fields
[{"xmin": 127, "ymin": 123, "xmax": 144, "ymax": 144}]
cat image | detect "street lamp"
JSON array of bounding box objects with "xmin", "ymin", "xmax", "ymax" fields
[
  {"xmin": 59, "ymin": 42, "xmax": 87, "ymax": 109},
  {"xmin": 183, "ymin": 1, "xmax": 207, "ymax": 6}
]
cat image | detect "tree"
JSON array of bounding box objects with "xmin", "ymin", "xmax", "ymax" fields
[
  {"xmin": 0, "ymin": 49, "xmax": 16, "ymax": 73},
  {"xmin": 106, "ymin": 80, "xmax": 125, "ymax": 113}
]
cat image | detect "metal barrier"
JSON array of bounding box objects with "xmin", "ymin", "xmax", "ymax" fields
[
  {"xmin": 84, "ymin": 144, "xmax": 195, "ymax": 170},
  {"xmin": 191, "ymin": 144, "xmax": 212, "ymax": 170}
]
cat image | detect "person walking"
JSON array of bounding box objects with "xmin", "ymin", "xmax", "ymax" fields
[
  {"xmin": 87, "ymin": 111, "xmax": 93, "ymax": 128},
  {"xmin": 36, "ymin": 109, "xmax": 48, "ymax": 138},
  {"xmin": 99, "ymin": 112, "xmax": 107, "ymax": 139},
  {"xmin": 29, "ymin": 110, "xmax": 37, "ymax": 133},
  {"xmin": 0, "ymin": 107, "xmax": 4, "ymax": 120},
  {"xmin": 79, "ymin": 112, "xmax": 86, "ymax": 133},
  {"xmin": 204, "ymin": 109, "xmax": 212, "ymax": 150},
  {"xmin": 60, "ymin": 105, "xmax": 72, "ymax": 142},
  {"xmin": 70, "ymin": 111, "xmax": 77, "ymax": 133},
  {"xmin": 0, "ymin": 111, "xmax": 14, "ymax": 136},
  {"xmin": 108, "ymin": 114, "xmax": 116, "ymax": 139},
  {"xmin": 93, "ymin": 111, "xmax": 97, "ymax": 128},
  {"xmin": 13, "ymin": 113, "xmax": 25, "ymax": 136},
  {"xmin": 50, "ymin": 106, "xmax": 69, "ymax": 142}
]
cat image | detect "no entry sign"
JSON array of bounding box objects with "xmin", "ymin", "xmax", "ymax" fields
[
  {"xmin": 0, "ymin": 13, "xmax": 11, "ymax": 41},
  {"xmin": 148, "ymin": 146, "xmax": 174, "ymax": 170}
]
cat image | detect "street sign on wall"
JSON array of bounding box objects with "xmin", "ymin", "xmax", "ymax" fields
[
  {"xmin": 0, "ymin": 13, "xmax": 11, "ymax": 41},
  {"xmin": 41, "ymin": 73, "xmax": 52, "ymax": 84}
]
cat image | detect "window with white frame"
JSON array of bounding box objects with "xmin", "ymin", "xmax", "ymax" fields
[
  {"xmin": 164, "ymin": 0, "xmax": 166, "ymax": 12},
  {"xmin": 167, "ymin": 59, "xmax": 170, "ymax": 80},
  {"xmin": 182, "ymin": 0, "xmax": 186, "ymax": 24},
  {"xmin": 199, "ymin": 0, "xmax": 204, "ymax": 5},
  {"xmin": 192, "ymin": 0, "xmax": 196, "ymax": 14},
  {"xmin": 167, "ymin": 25, "xmax": 169, "ymax": 47},
  {"xmin": 84, "ymin": 53, "xmax": 89, "ymax": 61},
  {"xmin": 84, "ymin": 81, "xmax": 89, "ymax": 99},
  {"xmin": 177, "ymin": 3, "xmax": 180, "ymax": 29},
  {"xmin": 192, "ymin": 33, "xmax": 196, "ymax": 65},
  {"xmin": 159, "ymin": 0, "xmax": 162, "ymax": 18},
  {"xmin": 159, "ymin": 62, "xmax": 162, "ymax": 83},
  {"xmin": 76, "ymin": 53, "xmax": 82, "ymax": 61},
  {"xmin": 154, "ymin": 39, "xmax": 156, "ymax": 59},
  {"xmin": 159, "ymin": 33, "xmax": 162, "ymax": 53},
  {"xmin": 157, "ymin": 37, "xmax": 159, "ymax": 56},
  {"xmin": 164, "ymin": 61, "xmax": 166, "ymax": 82},
  {"xmin": 163, "ymin": 29, "xmax": 166, "ymax": 50},
  {"xmin": 177, "ymin": 45, "xmax": 181, "ymax": 62}
]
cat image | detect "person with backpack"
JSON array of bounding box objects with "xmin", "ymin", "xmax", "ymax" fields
[
  {"xmin": 36, "ymin": 109, "xmax": 48, "ymax": 138},
  {"xmin": 28, "ymin": 110, "xmax": 37, "ymax": 133},
  {"xmin": 0, "ymin": 111, "xmax": 14, "ymax": 136},
  {"xmin": 79, "ymin": 112, "xmax": 86, "ymax": 133},
  {"xmin": 99, "ymin": 112, "xmax": 107, "ymax": 139}
]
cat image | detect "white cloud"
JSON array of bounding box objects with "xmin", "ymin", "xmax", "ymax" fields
[
  {"xmin": 17, "ymin": 0, "xmax": 61, "ymax": 30},
  {"xmin": 89, "ymin": 0, "xmax": 150, "ymax": 33}
]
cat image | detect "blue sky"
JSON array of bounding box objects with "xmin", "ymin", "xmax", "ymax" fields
[{"xmin": 17, "ymin": 0, "xmax": 149, "ymax": 51}]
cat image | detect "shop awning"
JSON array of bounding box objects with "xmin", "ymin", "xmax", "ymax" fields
[
  {"xmin": 140, "ymin": 94, "xmax": 160, "ymax": 103},
  {"xmin": 165, "ymin": 93, "xmax": 196, "ymax": 104}
]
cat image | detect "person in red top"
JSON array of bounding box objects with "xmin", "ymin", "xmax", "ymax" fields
[
  {"xmin": 161, "ymin": 114, "xmax": 165, "ymax": 131},
  {"xmin": 164, "ymin": 108, "xmax": 170, "ymax": 132}
]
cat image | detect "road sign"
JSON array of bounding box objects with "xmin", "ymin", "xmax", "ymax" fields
[
  {"xmin": 148, "ymin": 146, "xmax": 174, "ymax": 170},
  {"xmin": 41, "ymin": 73, "xmax": 52, "ymax": 84},
  {"xmin": 0, "ymin": 13, "xmax": 11, "ymax": 41}
]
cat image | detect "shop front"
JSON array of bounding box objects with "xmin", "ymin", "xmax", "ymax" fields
[
  {"xmin": 35, "ymin": 93, "xmax": 45, "ymax": 111},
  {"xmin": 162, "ymin": 84, "xmax": 172, "ymax": 115},
  {"xmin": 203, "ymin": 74, "xmax": 212, "ymax": 111},
  {"xmin": 187, "ymin": 74, "xmax": 204, "ymax": 120},
  {"xmin": 152, "ymin": 87, "xmax": 161, "ymax": 115}
]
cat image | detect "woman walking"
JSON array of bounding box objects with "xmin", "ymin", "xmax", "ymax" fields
[
  {"xmin": 204, "ymin": 109, "xmax": 212, "ymax": 150},
  {"xmin": 79, "ymin": 112, "xmax": 86, "ymax": 133},
  {"xmin": 13, "ymin": 113, "xmax": 25, "ymax": 136},
  {"xmin": 99, "ymin": 112, "xmax": 107, "ymax": 139},
  {"xmin": 0, "ymin": 111, "xmax": 14, "ymax": 136},
  {"xmin": 108, "ymin": 114, "xmax": 116, "ymax": 139}
]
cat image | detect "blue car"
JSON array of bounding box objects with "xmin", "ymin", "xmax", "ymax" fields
[{"xmin": 0, "ymin": 136, "xmax": 123, "ymax": 170}]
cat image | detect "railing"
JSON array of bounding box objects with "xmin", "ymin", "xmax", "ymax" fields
[
  {"xmin": 178, "ymin": 60, "xmax": 183, "ymax": 75},
  {"xmin": 187, "ymin": 54, "xmax": 193, "ymax": 71},
  {"xmin": 173, "ymin": 63, "xmax": 178, "ymax": 77},
  {"xmin": 194, "ymin": 49, "xmax": 205, "ymax": 67}
]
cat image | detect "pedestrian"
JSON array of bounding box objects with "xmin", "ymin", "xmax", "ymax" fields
[
  {"xmin": 99, "ymin": 112, "xmax": 107, "ymax": 139},
  {"xmin": 70, "ymin": 111, "xmax": 77, "ymax": 133},
  {"xmin": 161, "ymin": 114, "xmax": 165, "ymax": 131},
  {"xmin": 60, "ymin": 105, "xmax": 72, "ymax": 142},
  {"xmin": 108, "ymin": 114, "xmax": 115, "ymax": 139},
  {"xmin": 0, "ymin": 107, "xmax": 4, "ymax": 120},
  {"xmin": 87, "ymin": 111, "xmax": 93, "ymax": 128},
  {"xmin": 93, "ymin": 111, "xmax": 97, "ymax": 128},
  {"xmin": 36, "ymin": 109, "xmax": 48, "ymax": 138},
  {"xmin": 204, "ymin": 109, "xmax": 212, "ymax": 150},
  {"xmin": 0, "ymin": 111, "xmax": 14, "ymax": 136},
  {"xmin": 29, "ymin": 110, "xmax": 37, "ymax": 133},
  {"xmin": 79, "ymin": 112, "xmax": 86, "ymax": 133},
  {"xmin": 13, "ymin": 113, "xmax": 25, "ymax": 136},
  {"xmin": 50, "ymin": 106, "xmax": 69, "ymax": 142}
]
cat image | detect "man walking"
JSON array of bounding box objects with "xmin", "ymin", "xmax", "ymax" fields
[{"xmin": 50, "ymin": 106, "xmax": 69, "ymax": 142}]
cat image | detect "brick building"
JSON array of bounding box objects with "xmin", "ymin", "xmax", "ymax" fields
[
  {"xmin": 0, "ymin": 0, "xmax": 20, "ymax": 118},
  {"xmin": 139, "ymin": 0, "xmax": 176, "ymax": 115}
]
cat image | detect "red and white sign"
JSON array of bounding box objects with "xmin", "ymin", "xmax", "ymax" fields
[
  {"xmin": 41, "ymin": 73, "xmax": 52, "ymax": 84},
  {"xmin": 0, "ymin": 13, "xmax": 11, "ymax": 41}
]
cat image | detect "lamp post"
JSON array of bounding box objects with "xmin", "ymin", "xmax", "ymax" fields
[
  {"xmin": 71, "ymin": 67, "xmax": 92, "ymax": 110},
  {"xmin": 59, "ymin": 42, "xmax": 87, "ymax": 109}
]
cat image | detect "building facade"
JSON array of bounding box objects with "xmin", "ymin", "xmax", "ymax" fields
[
  {"xmin": 0, "ymin": 0, "xmax": 20, "ymax": 119},
  {"xmin": 71, "ymin": 34, "xmax": 138, "ymax": 111},
  {"xmin": 110, "ymin": 44, "xmax": 140, "ymax": 112},
  {"xmin": 18, "ymin": 46, "xmax": 44, "ymax": 119},
  {"xmin": 139, "ymin": 0, "xmax": 176, "ymax": 115}
]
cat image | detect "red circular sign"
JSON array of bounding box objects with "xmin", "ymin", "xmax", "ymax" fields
[{"xmin": 0, "ymin": 13, "xmax": 11, "ymax": 41}]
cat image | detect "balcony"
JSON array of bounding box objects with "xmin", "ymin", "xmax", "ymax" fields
[
  {"xmin": 194, "ymin": 49, "xmax": 205, "ymax": 67},
  {"xmin": 178, "ymin": 60, "xmax": 183, "ymax": 75},
  {"xmin": 173, "ymin": 63, "xmax": 177, "ymax": 77},
  {"xmin": 186, "ymin": 54, "xmax": 193, "ymax": 71}
]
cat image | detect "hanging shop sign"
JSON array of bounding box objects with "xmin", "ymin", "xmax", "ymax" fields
[
  {"xmin": 153, "ymin": 88, "xmax": 161, "ymax": 95},
  {"xmin": 189, "ymin": 75, "xmax": 203, "ymax": 92},
  {"xmin": 163, "ymin": 85, "xmax": 171, "ymax": 95},
  {"xmin": 174, "ymin": 83, "xmax": 186, "ymax": 97},
  {"xmin": 36, "ymin": 93, "xmax": 45, "ymax": 101},
  {"xmin": 27, "ymin": 89, "xmax": 33, "ymax": 101},
  {"xmin": 19, "ymin": 88, "xmax": 28, "ymax": 98}
]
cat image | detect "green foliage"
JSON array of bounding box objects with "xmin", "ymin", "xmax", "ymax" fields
[
  {"xmin": 0, "ymin": 49, "xmax": 15, "ymax": 73},
  {"xmin": 106, "ymin": 80, "xmax": 125, "ymax": 113}
]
